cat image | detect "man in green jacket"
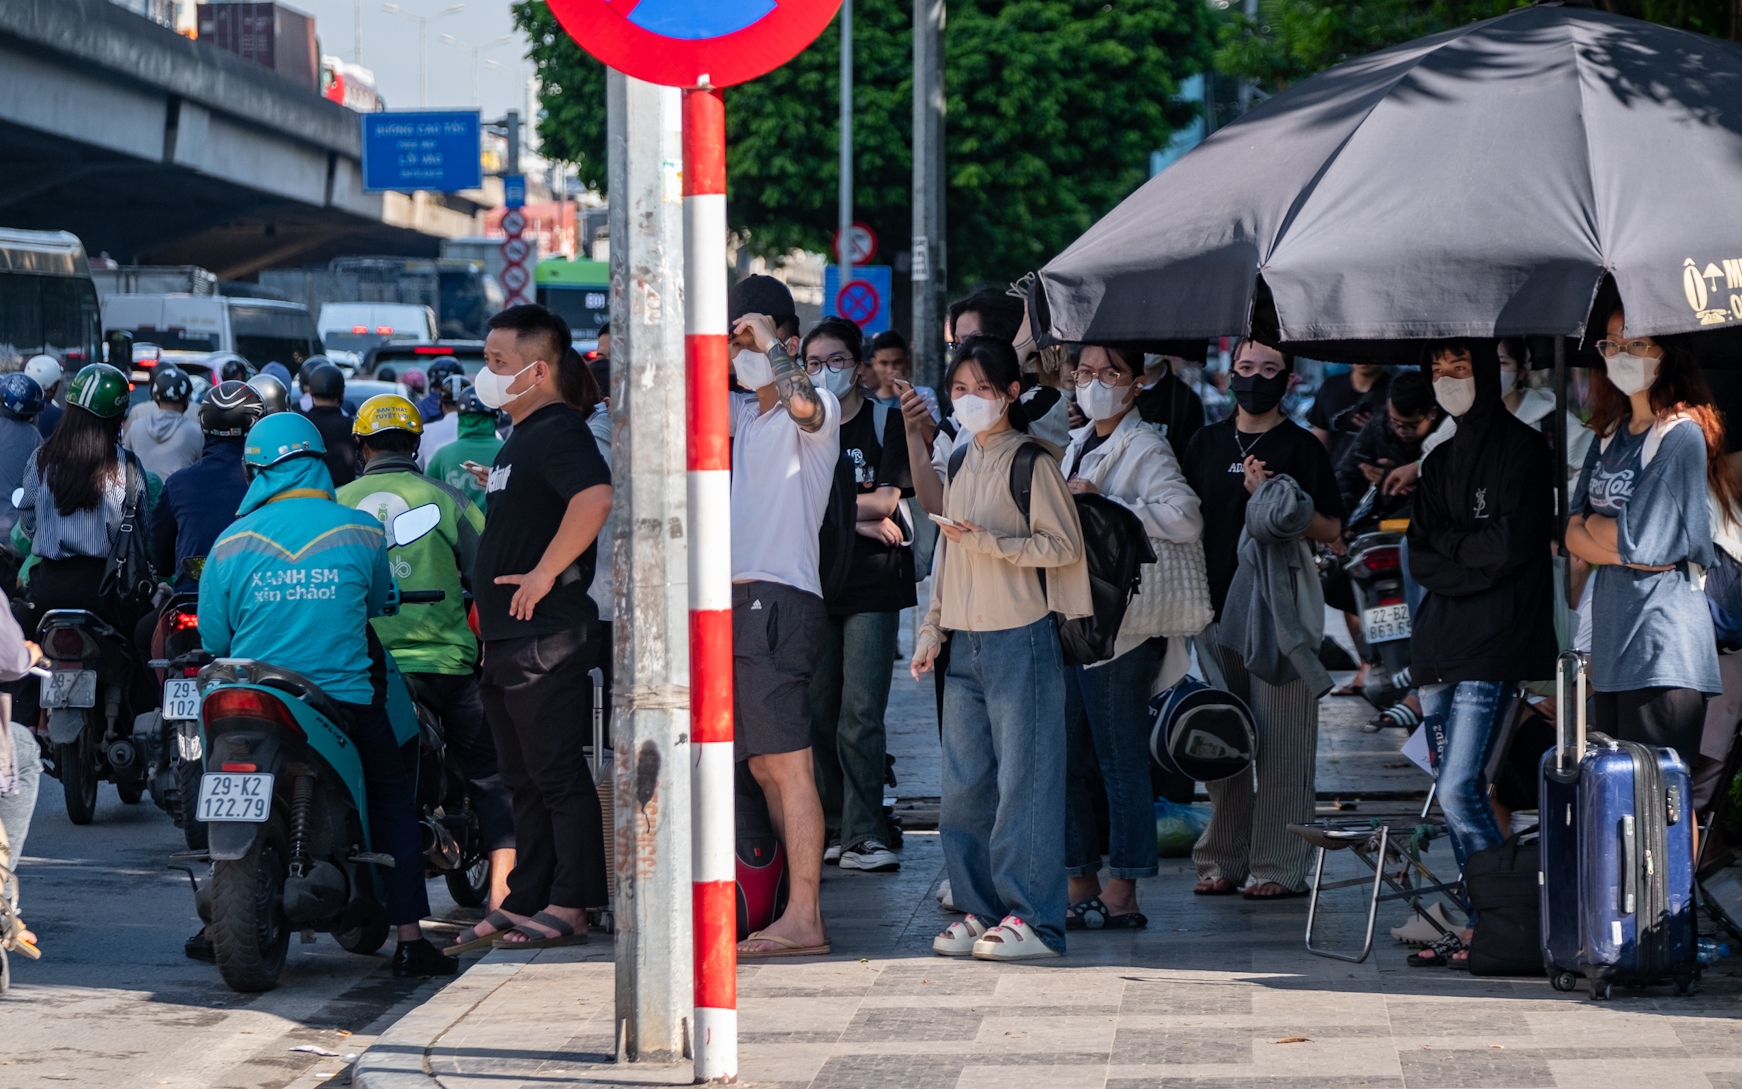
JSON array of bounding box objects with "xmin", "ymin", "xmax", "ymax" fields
[
  {"xmin": 337, "ymin": 394, "xmax": 515, "ymax": 910},
  {"xmin": 424, "ymin": 386, "xmax": 503, "ymax": 512}
]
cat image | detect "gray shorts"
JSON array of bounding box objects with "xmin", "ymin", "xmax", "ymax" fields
[{"xmin": 732, "ymin": 580, "xmax": 827, "ymax": 759}]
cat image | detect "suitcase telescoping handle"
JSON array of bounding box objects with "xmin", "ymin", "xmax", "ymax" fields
[
  {"xmin": 589, "ymin": 666, "xmax": 605, "ymax": 779},
  {"xmin": 1554, "ymin": 650, "xmax": 1587, "ymax": 776}
]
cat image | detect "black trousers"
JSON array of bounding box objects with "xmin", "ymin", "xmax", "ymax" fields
[
  {"xmin": 408, "ymin": 671, "xmax": 515, "ymax": 853},
  {"xmin": 335, "ymin": 699, "xmax": 431, "ymax": 927},
  {"xmin": 480, "ymin": 628, "xmax": 607, "ymax": 912},
  {"xmin": 1593, "ymin": 686, "xmax": 1707, "ymax": 769}
]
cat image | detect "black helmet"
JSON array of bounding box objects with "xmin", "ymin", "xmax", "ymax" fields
[
  {"xmin": 150, "ymin": 365, "xmax": 193, "ymax": 403},
  {"xmin": 455, "ymin": 385, "xmax": 491, "ymax": 415},
  {"xmin": 200, "ymin": 380, "xmax": 265, "ymax": 437},
  {"xmin": 246, "ymin": 373, "xmax": 290, "ymax": 416},
  {"xmin": 221, "ymin": 357, "xmax": 251, "ymax": 382},
  {"xmin": 439, "ymin": 374, "xmax": 467, "ymax": 404},
  {"xmin": 304, "ymin": 362, "xmax": 345, "ymax": 399},
  {"xmin": 425, "ymin": 357, "xmax": 463, "ymax": 385}
]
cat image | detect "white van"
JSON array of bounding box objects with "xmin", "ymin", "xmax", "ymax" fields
[
  {"xmin": 102, "ymin": 294, "xmax": 321, "ymax": 373},
  {"xmin": 318, "ymin": 302, "xmax": 438, "ymax": 356}
]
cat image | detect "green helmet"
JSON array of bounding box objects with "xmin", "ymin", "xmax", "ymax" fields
[
  {"xmin": 244, "ymin": 411, "xmax": 326, "ymax": 469},
  {"xmin": 66, "ymin": 363, "xmax": 132, "ymax": 419}
]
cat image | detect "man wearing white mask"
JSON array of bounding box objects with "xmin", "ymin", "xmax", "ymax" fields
[
  {"xmin": 727, "ymin": 275, "xmax": 840, "ymax": 958},
  {"xmin": 1401, "ymin": 339, "xmax": 1556, "ymax": 968}
]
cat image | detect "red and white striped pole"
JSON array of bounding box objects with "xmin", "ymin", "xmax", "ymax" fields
[{"xmin": 683, "ymin": 84, "xmax": 736, "ymax": 1085}]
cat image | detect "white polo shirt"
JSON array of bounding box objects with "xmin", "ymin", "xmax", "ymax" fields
[{"xmin": 730, "ymin": 388, "xmax": 841, "ymax": 597}]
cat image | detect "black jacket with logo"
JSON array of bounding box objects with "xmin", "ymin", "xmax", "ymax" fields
[{"xmin": 1407, "ymin": 351, "xmax": 1557, "ymax": 684}]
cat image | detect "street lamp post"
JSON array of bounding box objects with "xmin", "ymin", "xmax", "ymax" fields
[
  {"xmin": 439, "ymin": 32, "xmax": 514, "ymax": 107},
  {"xmin": 381, "ymin": 2, "xmax": 465, "ymax": 108}
]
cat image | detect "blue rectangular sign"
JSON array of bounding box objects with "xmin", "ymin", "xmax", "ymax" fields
[
  {"xmin": 503, "ymin": 173, "xmax": 526, "ymax": 208},
  {"xmin": 823, "ymin": 264, "xmax": 892, "ymax": 335},
  {"xmin": 361, "ymin": 111, "xmax": 482, "ymax": 193}
]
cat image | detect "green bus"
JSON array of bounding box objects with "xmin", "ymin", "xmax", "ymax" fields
[{"xmin": 534, "ymin": 258, "xmax": 609, "ymax": 346}]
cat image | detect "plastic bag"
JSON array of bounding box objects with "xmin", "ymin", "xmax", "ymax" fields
[{"xmin": 1155, "ymin": 798, "xmax": 1212, "ymax": 858}]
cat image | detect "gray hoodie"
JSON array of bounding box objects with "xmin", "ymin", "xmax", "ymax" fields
[
  {"xmin": 125, "ymin": 405, "xmax": 203, "ymax": 481},
  {"xmin": 0, "ymin": 413, "xmax": 40, "ymax": 538},
  {"xmin": 1217, "ymin": 473, "xmax": 1331, "ymax": 696}
]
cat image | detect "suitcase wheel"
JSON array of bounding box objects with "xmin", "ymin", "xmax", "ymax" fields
[
  {"xmin": 1551, "ymin": 971, "xmax": 1579, "ymax": 993},
  {"xmin": 1589, "ymin": 979, "xmax": 1613, "ymax": 1002}
]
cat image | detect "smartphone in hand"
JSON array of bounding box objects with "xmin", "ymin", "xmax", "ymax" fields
[{"xmin": 927, "ymin": 513, "xmax": 958, "ymax": 527}]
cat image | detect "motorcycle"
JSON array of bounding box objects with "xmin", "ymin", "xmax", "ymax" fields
[
  {"xmin": 151, "ymin": 591, "xmax": 208, "ymax": 849},
  {"xmin": 402, "ymin": 672, "xmax": 493, "ymax": 910},
  {"xmin": 34, "ymin": 607, "xmax": 160, "ymax": 824},
  {"xmin": 1340, "ymin": 509, "xmax": 1413, "ymax": 710}
]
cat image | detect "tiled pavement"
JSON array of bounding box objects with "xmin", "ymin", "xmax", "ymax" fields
[{"xmin": 356, "ymin": 662, "xmax": 1742, "ymax": 1089}]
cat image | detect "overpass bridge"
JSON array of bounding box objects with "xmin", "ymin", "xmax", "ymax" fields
[{"xmin": 0, "ymin": 0, "xmax": 470, "ymax": 278}]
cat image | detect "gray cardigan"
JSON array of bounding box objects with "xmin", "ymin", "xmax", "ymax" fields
[{"xmin": 1217, "ymin": 473, "xmax": 1332, "ymax": 696}]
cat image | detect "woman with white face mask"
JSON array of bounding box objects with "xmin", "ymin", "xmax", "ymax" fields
[
  {"xmin": 1057, "ymin": 345, "xmax": 1202, "ymax": 931},
  {"xmin": 1565, "ymin": 308, "xmax": 1737, "ymax": 772},
  {"xmin": 911, "ymin": 335, "xmax": 1092, "ymax": 961}
]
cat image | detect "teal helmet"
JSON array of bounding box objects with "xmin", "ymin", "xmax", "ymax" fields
[
  {"xmin": 66, "ymin": 363, "xmax": 132, "ymax": 419},
  {"xmin": 243, "ymin": 411, "xmax": 326, "ymax": 470}
]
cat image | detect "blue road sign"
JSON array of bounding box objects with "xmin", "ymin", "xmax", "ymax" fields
[
  {"xmin": 823, "ymin": 264, "xmax": 892, "ymax": 335},
  {"xmin": 504, "ymin": 173, "xmax": 526, "ymax": 208},
  {"xmin": 361, "ymin": 112, "xmax": 482, "ymax": 193}
]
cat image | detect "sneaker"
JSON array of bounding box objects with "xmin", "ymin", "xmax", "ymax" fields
[
  {"xmin": 1390, "ymin": 902, "xmax": 1467, "ymax": 945},
  {"xmin": 840, "ymin": 840, "xmax": 900, "ymax": 872},
  {"xmin": 392, "ymin": 937, "xmax": 459, "ymax": 978},
  {"xmin": 937, "ymin": 878, "xmax": 960, "ymax": 912},
  {"xmin": 824, "ymin": 842, "xmax": 843, "ymax": 865}
]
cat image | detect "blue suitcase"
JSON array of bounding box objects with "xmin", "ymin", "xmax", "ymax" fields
[{"xmin": 1538, "ymin": 652, "xmax": 1700, "ymax": 1000}]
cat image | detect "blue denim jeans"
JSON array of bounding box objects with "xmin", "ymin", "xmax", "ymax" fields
[
  {"xmin": 808, "ymin": 610, "xmax": 900, "ymax": 852},
  {"xmin": 1065, "ymin": 638, "xmax": 1165, "ymax": 881},
  {"xmin": 1418, "ymin": 680, "xmax": 1509, "ymax": 879},
  {"xmin": 0, "ymin": 721, "xmax": 41, "ymax": 868},
  {"xmin": 940, "ymin": 618, "xmax": 1068, "ymax": 953}
]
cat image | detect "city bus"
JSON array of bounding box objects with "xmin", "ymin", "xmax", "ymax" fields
[
  {"xmin": 0, "ymin": 228, "xmax": 101, "ymax": 373},
  {"xmin": 534, "ymin": 258, "xmax": 609, "ymax": 348}
]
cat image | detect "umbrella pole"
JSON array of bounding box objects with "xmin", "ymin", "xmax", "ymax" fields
[{"xmin": 1554, "ymin": 335, "xmax": 1570, "ymax": 600}]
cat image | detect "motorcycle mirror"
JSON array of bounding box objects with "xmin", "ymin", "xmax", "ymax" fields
[
  {"xmin": 9, "ymin": 487, "xmax": 20, "ymax": 509},
  {"xmin": 392, "ymin": 502, "xmax": 442, "ymax": 548}
]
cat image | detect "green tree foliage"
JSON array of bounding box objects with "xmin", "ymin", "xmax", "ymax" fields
[
  {"xmin": 512, "ymin": 0, "xmax": 1214, "ymax": 289},
  {"xmin": 1215, "ymin": 0, "xmax": 1737, "ymax": 95}
]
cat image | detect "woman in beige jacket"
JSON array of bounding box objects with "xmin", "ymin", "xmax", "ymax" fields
[{"xmin": 911, "ymin": 336, "xmax": 1091, "ymax": 961}]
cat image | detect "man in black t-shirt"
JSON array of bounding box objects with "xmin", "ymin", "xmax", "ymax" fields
[
  {"xmin": 1181, "ymin": 339, "xmax": 1343, "ymax": 902},
  {"xmin": 443, "ymin": 304, "xmax": 613, "ymax": 956},
  {"xmin": 1134, "ymin": 356, "xmax": 1206, "ymax": 463},
  {"xmin": 1306, "ymin": 362, "xmax": 1390, "ymax": 469},
  {"xmin": 803, "ymin": 319, "xmax": 915, "ymax": 875}
]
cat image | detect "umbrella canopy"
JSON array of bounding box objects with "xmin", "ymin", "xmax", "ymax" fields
[{"xmin": 1038, "ymin": 2, "xmax": 1742, "ymax": 356}]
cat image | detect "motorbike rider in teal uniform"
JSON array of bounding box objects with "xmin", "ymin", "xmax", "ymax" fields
[{"xmin": 195, "ymin": 413, "xmax": 457, "ymax": 977}]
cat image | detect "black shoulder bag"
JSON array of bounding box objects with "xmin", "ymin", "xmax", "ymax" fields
[{"xmin": 100, "ymin": 453, "xmax": 157, "ymax": 608}]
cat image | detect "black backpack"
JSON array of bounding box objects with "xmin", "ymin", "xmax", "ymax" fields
[
  {"xmin": 818, "ymin": 402, "xmax": 895, "ymax": 604},
  {"xmin": 1464, "ymin": 830, "xmax": 1545, "ymax": 977},
  {"xmin": 945, "ymin": 439, "xmax": 1154, "ymax": 666}
]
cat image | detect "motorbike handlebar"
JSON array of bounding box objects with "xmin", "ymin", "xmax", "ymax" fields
[{"xmin": 398, "ymin": 590, "xmax": 446, "ymax": 604}]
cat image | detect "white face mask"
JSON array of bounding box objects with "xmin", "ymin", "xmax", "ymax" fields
[
  {"xmin": 1606, "ymin": 354, "xmax": 1659, "ymax": 397},
  {"xmin": 1433, "ymin": 375, "xmax": 1477, "ymax": 417},
  {"xmin": 1077, "ymin": 378, "xmax": 1132, "ymax": 422},
  {"xmin": 818, "ymin": 364, "xmax": 857, "ymax": 398},
  {"xmin": 1498, "ymin": 368, "xmax": 1518, "ymax": 397},
  {"xmin": 952, "ymin": 392, "xmax": 1007, "ymax": 434},
  {"xmin": 474, "ymin": 360, "xmax": 539, "ymax": 409},
  {"xmin": 733, "ymin": 350, "xmax": 774, "ymax": 391}
]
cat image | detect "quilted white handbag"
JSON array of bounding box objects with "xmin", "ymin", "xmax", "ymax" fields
[{"xmin": 1122, "ymin": 538, "xmax": 1213, "ymax": 638}]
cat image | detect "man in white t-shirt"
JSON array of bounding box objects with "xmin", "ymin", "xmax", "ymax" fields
[{"xmin": 727, "ymin": 275, "xmax": 841, "ymax": 958}]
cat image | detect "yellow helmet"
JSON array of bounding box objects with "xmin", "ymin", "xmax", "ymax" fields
[{"xmin": 353, "ymin": 394, "xmax": 424, "ymax": 437}]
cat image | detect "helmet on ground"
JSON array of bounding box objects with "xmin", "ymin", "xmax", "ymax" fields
[
  {"xmin": 244, "ymin": 411, "xmax": 326, "ymax": 469},
  {"xmin": 304, "ymin": 362, "xmax": 345, "ymax": 399},
  {"xmin": 200, "ymin": 381, "xmax": 265, "ymax": 437},
  {"xmin": 0, "ymin": 373, "xmax": 44, "ymax": 418},
  {"xmin": 24, "ymin": 355, "xmax": 62, "ymax": 391},
  {"xmin": 353, "ymin": 393, "xmax": 424, "ymax": 438},
  {"xmin": 150, "ymin": 364, "xmax": 193, "ymax": 403},
  {"xmin": 246, "ymin": 373, "xmax": 290, "ymax": 416},
  {"xmin": 402, "ymin": 367, "xmax": 426, "ymax": 393},
  {"xmin": 66, "ymin": 363, "xmax": 132, "ymax": 419},
  {"xmin": 425, "ymin": 357, "xmax": 463, "ymax": 386},
  {"xmin": 455, "ymin": 385, "xmax": 491, "ymax": 416}
]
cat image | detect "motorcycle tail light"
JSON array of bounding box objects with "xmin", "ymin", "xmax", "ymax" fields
[
  {"xmin": 48, "ymin": 628, "xmax": 84, "ymax": 659},
  {"xmin": 1379, "ymin": 595, "xmax": 1405, "ymax": 607},
  {"xmin": 171, "ymin": 611, "xmax": 199, "ymax": 631},
  {"xmin": 204, "ymin": 688, "xmax": 305, "ymax": 739},
  {"xmin": 1360, "ymin": 547, "xmax": 1402, "ymax": 572},
  {"xmin": 220, "ymin": 762, "xmax": 257, "ymax": 772}
]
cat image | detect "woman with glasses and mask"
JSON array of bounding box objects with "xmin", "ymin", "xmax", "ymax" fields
[
  {"xmin": 799, "ymin": 318, "xmax": 915, "ymax": 874},
  {"xmin": 1180, "ymin": 339, "xmax": 1344, "ymax": 899},
  {"xmin": 1564, "ymin": 308, "xmax": 1736, "ymax": 772},
  {"xmin": 1059, "ymin": 345, "xmax": 1202, "ymax": 930}
]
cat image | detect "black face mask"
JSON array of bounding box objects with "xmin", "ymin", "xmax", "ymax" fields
[{"xmin": 1230, "ymin": 370, "xmax": 1289, "ymax": 415}]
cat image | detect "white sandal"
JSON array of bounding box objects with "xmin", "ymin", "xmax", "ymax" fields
[
  {"xmin": 932, "ymin": 914, "xmax": 988, "ymax": 957},
  {"xmin": 972, "ymin": 915, "xmax": 1060, "ymax": 961}
]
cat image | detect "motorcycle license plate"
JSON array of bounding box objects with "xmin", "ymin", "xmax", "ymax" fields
[
  {"xmin": 1362, "ymin": 603, "xmax": 1412, "ymax": 644},
  {"xmin": 162, "ymin": 678, "xmax": 201, "ymax": 721},
  {"xmin": 196, "ymin": 772, "xmax": 274, "ymax": 823},
  {"xmin": 40, "ymin": 669, "xmax": 96, "ymax": 709}
]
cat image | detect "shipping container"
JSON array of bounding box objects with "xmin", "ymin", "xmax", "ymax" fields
[{"xmin": 196, "ymin": 2, "xmax": 318, "ymax": 90}]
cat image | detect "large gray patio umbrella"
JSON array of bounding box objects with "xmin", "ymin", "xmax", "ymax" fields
[{"xmin": 1036, "ymin": 1, "xmax": 1742, "ymax": 355}]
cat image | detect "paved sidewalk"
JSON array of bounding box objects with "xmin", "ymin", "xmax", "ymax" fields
[{"xmin": 355, "ymin": 674, "xmax": 1742, "ymax": 1089}]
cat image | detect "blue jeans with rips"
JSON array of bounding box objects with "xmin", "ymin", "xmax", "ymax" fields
[
  {"xmin": 1418, "ymin": 680, "xmax": 1510, "ymax": 883},
  {"xmin": 940, "ymin": 617, "xmax": 1068, "ymax": 954},
  {"xmin": 1064, "ymin": 638, "xmax": 1165, "ymax": 881}
]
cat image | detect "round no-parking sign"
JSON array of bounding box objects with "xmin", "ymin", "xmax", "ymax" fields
[
  {"xmin": 837, "ymin": 280, "xmax": 879, "ymax": 327},
  {"xmin": 547, "ymin": 0, "xmax": 843, "ymax": 88}
]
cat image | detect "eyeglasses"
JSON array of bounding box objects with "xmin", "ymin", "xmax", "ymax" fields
[
  {"xmin": 804, "ymin": 353, "xmax": 856, "ymax": 375},
  {"xmin": 1232, "ymin": 359, "xmax": 1286, "ymax": 379},
  {"xmin": 1073, "ymin": 369, "xmax": 1130, "ymax": 390},
  {"xmin": 1596, "ymin": 338, "xmax": 1660, "ymax": 359}
]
